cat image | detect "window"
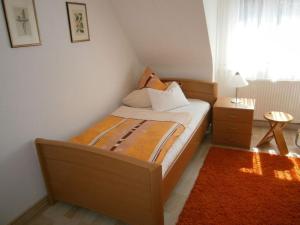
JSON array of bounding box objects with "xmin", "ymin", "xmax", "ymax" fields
[{"xmin": 216, "ymin": 0, "xmax": 300, "ymax": 81}]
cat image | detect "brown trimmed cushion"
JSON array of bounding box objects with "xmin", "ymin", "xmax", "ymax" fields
[{"xmin": 138, "ymin": 67, "xmax": 167, "ymax": 90}]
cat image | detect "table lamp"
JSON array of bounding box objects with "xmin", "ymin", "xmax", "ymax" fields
[{"xmin": 231, "ymin": 72, "xmax": 248, "ymax": 104}]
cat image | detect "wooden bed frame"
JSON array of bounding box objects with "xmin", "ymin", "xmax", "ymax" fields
[{"xmin": 35, "ymin": 78, "xmax": 217, "ymax": 225}]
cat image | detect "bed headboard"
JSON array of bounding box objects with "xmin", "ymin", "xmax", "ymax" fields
[{"xmin": 162, "ymin": 78, "xmax": 218, "ymax": 106}]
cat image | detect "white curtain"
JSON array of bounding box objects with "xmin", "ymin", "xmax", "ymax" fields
[{"xmin": 216, "ymin": 0, "xmax": 300, "ymax": 81}]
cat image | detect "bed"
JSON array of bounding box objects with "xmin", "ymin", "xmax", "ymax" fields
[{"xmin": 35, "ymin": 78, "xmax": 217, "ymax": 225}]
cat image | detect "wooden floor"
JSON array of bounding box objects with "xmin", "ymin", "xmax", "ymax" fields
[{"xmin": 28, "ymin": 126, "xmax": 300, "ymax": 225}]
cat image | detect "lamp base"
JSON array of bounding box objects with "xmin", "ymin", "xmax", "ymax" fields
[{"xmin": 231, "ymin": 98, "xmax": 243, "ymax": 104}]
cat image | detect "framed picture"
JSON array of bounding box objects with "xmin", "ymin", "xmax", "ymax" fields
[
  {"xmin": 2, "ymin": 0, "xmax": 41, "ymax": 48},
  {"xmin": 66, "ymin": 2, "xmax": 90, "ymax": 43}
]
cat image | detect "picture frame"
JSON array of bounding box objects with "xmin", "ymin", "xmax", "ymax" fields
[
  {"xmin": 66, "ymin": 2, "xmax": 90, "ymax": 43},
  {"xmin": 2, "ymin": 0, "xmax": 41, "ymax": 48}
]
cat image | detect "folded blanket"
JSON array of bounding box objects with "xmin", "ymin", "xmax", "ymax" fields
[{"xmin": 71, "ymin": 107, "xmax": 191, "ymax": 164}]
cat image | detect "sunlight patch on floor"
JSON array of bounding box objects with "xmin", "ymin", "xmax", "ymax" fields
[
  {"xmin": 268, "ymin": 149, "xmax": 277, "ymax": 155},
  {"xmin": 289, "ymin": 157, "xmax": 300, "ymax": 182},
  {"xmin": 274, "ymin": 170, "xmax": 293, "ymax": 181},
  {"xmin": 287, "ymin": 152, "xmax": 300, "ymax": 158},
  {"xmin": 273, "ymin": 156, "xmax": 300, "ymax": 182},
  {"xmin": 240, "ymin": 152, "xmax": 262, "ymax": 175}
]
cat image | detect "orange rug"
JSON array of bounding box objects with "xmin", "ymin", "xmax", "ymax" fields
[{"xmin": 177, "ymin": 147, "xmax": 300, "ymax": 225}]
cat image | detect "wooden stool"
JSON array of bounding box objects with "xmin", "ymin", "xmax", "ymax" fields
[{"xmin": 257, "ymin": 111, "xmax": 293, "ymax": 155}]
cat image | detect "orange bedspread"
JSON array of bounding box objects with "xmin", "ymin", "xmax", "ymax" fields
[{"xmin": 71, "ymin": 115, "xmax": 185, "ymax": 164}]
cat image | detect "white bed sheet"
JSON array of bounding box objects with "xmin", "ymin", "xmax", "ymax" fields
[{"xmin": 161, "ymin": 99, "xmax": 210, "ymax": 176}]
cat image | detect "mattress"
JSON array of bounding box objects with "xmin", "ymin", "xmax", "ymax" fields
[{"xmin": 161, "ymin": 99, "xmax": 210, "ymax": 176}]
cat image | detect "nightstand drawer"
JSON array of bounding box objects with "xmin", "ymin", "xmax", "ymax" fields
[
  {"xmin": 213, "ymin": 132, "xmax": 251, "ymax": 148},
  {"xmin": 213, "ymin": 121, "xmax": 252, "ymax": 134},
  {"xmin": 214, "ymin": 108, "xmax": 253, "ymax": 123}
]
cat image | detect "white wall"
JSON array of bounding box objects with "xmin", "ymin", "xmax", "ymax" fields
[
  {"xmin": 203, "ymin": 0, "xmax": 218, "ymax": 81},
  {"xmin": 0, "ymin": 0, "xmax": 142, "ymax": 224},
  {"xmin": 111, "ymin": 0, "xmax": 213, "ymax": 81}
]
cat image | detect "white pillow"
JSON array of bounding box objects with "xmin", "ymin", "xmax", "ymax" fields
[
  {"xmin": 122, "ymin": 88, "xmax": 151, "ymax": 108},
  {"xmin": 147, "ymin": 82, "xmax": 189, "ymax": 111}
]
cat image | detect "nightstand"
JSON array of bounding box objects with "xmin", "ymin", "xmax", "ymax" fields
[{"xmin": 213, "ymin": 97, "xmax": 256, "ymax": 149}]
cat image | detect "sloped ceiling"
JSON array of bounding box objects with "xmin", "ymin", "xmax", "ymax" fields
[{"xmin": 110, "ymin": 0, "xmax": 213, "ymax": 81}]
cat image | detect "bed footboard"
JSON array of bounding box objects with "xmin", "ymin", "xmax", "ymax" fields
[{"xmin": 35, "ymin": 139, "xmax": 163, "ymax": 225}]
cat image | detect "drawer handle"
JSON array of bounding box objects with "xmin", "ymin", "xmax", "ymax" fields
[{"xmin": 228, "ymin": 115, "xmax": 237, "ymax": 118}]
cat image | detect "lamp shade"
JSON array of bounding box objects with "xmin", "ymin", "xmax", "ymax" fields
[{"xmin": 231, "ymin": 72, "xmax": 249, "ymax": 88}]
